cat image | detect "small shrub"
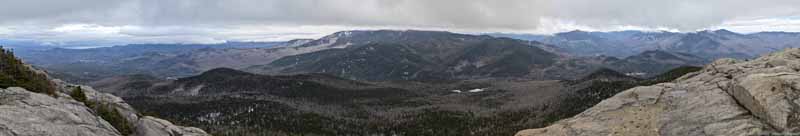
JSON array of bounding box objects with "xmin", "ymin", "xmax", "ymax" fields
[
  {"xmin": 69, "ymin": 86, "xmax": 95, "ymax": 108},
  {"xmin": 69, "ymin": 86, "xmax": 131, "ymax": 135},
  {"xmin": 97, "ymin": 103, "xmax": 133, "ymax": 135},
  {"xmin": 0, "ymin": 47, "xmax": 133, "ymax": 135}
]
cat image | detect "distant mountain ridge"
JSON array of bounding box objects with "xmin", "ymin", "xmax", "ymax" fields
[
  {"xmin": 489, "ymin": 29, "xmax": 800, "ymax": 59},
  {"xmin": 608, "ymin": 50, "xmax": 708, "ymax": 76},
  {"xmin": 252, "ymin": 30, "xmax": 563, "ymax": 80},
  {"xmin": 248, "ymin": 30, "xmax": 705, "ymax": 80},
  {"xmin": 13, "ymin": 42, "xmax": 288, "ymax": 82},
  {"xmin": 14, "ymin": 29, "xmax": 710, "ymax": 82}
]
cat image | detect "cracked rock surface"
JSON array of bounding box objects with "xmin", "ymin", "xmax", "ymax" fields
[
  {"xmin": 517, "ymin": 48, "xmax": 800, "ymax": 136},
  {"xmin": 0, "ymin": 79, "xmax": 210, "ymax": 136},
  {"xmin": 0, "ymin": 87, "xmax": 121, "ymax": 136},
  {"xmin": 55, "ymin": 80, "xmax": 211, "ymax": 136}
]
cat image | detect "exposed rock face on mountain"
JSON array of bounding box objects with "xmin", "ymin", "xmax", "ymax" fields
[
  {"xmin": 0, "ymin": 87, "xmax": 120, "ymax": 136},
  {"xmin": 516, "ymin": 48, "xmax": 800, "ymax": 136},
  {"xmin": 0, "ymin": 47, "xmax": 209, "ymax": 136},
  {"xmin": 74, "ymin": 83, "xmax": 210, "ymax": 136},
  {"xmin": 135, "ymin": 116, "xmax": 209, "ymax": 136},
  {"xmin": 0, "ymin": 85, "xmax": 209, "ymax": 136},
  {"xmin": 0, "ymin": 81, "xmax": 209, "ymax": 136}
]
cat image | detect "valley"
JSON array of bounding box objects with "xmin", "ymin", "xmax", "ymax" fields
[
  {"xmin": 7, "ymin": 29, "xmax": 798, "ymax": 135},
  {"xmin": 5, "ymin": 1, "xmax": 800, "ymax": 135},
  {"xmin": 90, "ymin": 66, "xmax": 698, "ymax": 135}
]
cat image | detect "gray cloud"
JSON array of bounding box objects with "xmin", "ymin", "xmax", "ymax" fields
[
  {"xmin": 2, "ymin": 0, "xmax": 797, "ymax": 30},
  {"xmin": 548, "ymin": 0, "xmax": 800, "ymax": 30},
  {"xmin": 1, "ymin": 0, "xmax": 800, "ymax": 46}
]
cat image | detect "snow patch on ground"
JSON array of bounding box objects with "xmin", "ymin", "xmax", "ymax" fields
[
  {"xmin": 450, "ymin": 88, "xmax": 487, "ymax": 93},
  {"xmin": 468, "ymin": 88, "xmax": 486, "ymax": 93},
  {"xmin": 188, "ymin": 85, "xmax": 204, "ymax": 96},
  {"xmin": 625, "ymin": 72, "xmax": 647, "ymax": 76}
]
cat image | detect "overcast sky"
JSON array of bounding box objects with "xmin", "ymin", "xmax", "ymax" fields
[{"xmin": 1, "ymin": 0, "xmax": 800, "ymax": 46}]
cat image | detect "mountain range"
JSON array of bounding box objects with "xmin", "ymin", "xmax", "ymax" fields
[
  {"xmin": 249, "ymin": 30, "xmax": 563, "ymax": 80},
  {"xmin": 4, "ymin": 29, "xmax": 799, "ymax": 135},
  {"xmin": 490, "ymin": 29, "xmax": 800, "ymax": 59},
  {"xmin": 14, "ymin": 30, "xmax": 721, "ymax": 83}
]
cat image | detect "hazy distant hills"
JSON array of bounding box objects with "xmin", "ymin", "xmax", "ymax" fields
[
  {"xmin": 608, "ymin": 50, "xmax": 708, "ymax": 76},
  {"xmin": 12, "ymin": 30, "xmax": 719, "ymax": 83},
  {"xmin": 13, "ymin": 41, "xmax": 316, "ymax": 82},
  {"xmin": 252, "ymin": 30, "xmax": 707, "ymax": 80},
  {"xmin": 490, "ymin": 29, "xmax": 800, "ymax": 59},
  {"xmin": 0, "ymin": 29, "xmax": 727, "ymax": 135},
  {"xmin": 13, "ymin": 43, "xmax": 268, "ymax": 82}
]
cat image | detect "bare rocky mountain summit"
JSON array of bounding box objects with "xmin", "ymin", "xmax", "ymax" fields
[
  {"xmin": 0, "ymin": 80, "xmax": 210, "ymax": 136},
  {"xmin": 516, "ymin": 48, "xmax": 800, "ymax": 136},
  {"xmin": 0, "ymin": 47, "xmax": 209, "ymax": 136}
]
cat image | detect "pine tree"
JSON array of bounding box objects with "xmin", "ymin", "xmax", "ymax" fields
[{"xmin": 0, "ymin": 47, "xmax": 57, "ymax": 96}]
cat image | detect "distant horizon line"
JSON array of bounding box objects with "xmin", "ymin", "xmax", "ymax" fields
[{"xmin": 4, "ymin": 28, "xmax": 799, "ymax": 49}]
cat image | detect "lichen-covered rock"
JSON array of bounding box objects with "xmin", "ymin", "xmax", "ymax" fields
[
  {"xmin": 517, "ymin": 48, "xmax": 800, "ymax": 136},
  {"xmin": 731, "ymin": 73, "xmax": 800, "ymax": 132},
  {"xmin": 0, "ymin": 87, "xmax": 121, "ymax": 136}
]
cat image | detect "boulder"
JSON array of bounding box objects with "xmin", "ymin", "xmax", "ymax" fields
[
  {"xmin": 517, "ymin": 48, "xmax": 800, "ymax": 136},
  {"xmin": 731, "ymin": 73, "xmax": 800, "ymax": 132},
  {"xmin": 0, "ymin": 79, "xmax": 209, "ymax": 136},
  {"xmin": 0, "ymin": 48, "xmax": 209, "ymax": 136},
  {"xmin": 135, "ymin": 116, "xmax": 209, "ymax": 136},
  {"xmin": 0, "ymin": 87, "xmax": 121, "ymax": 136},
  {"xmin": 60, "ymin": 82, "xmax": 210, "ymax": 136}
]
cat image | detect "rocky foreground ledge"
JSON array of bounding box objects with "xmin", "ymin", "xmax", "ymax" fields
[
  {"xmin": 0, "ymin": 80, "xmax": 209, "ymax": 136},
  {"xmin": 517, "ymin": 48, "xmax": 800, "ymax": 136}
]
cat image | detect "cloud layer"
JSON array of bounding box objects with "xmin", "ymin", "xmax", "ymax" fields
[{"xmin": 1, "ymin": 0, "xmax": 800, "ymax": 46}]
